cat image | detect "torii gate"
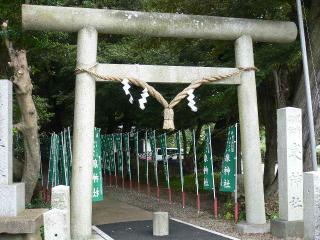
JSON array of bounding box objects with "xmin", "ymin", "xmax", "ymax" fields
[{"xmin": 22, "ymin": 4, "xmax": 297, "ymax": 239}]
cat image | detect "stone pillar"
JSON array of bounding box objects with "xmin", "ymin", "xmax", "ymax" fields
[
  {"xmin": 235, "ymin": 36, "xmax": 268, "ymax": 233},
  {"xmin": 153, "ymin": 212, "xmax": 169, "ymax": 236},
  {"xmin": 304, "ymin": 171, "xmax": 320, "ymax": 240},
  {"xmin": 44, "ymin": 209, "xmax": 69, "ymax": 240},
  {"xmin": 0, "ymin": 80, "xmax": 12, "ymax": 185},
  {"xmin": 0, "ymin": 80, "xmax": 25, "ymax": 217},
  {"xmin": 70, "ymin": 27, "xmax": 97, "ymax": 239},
  {"xmin": 52, "ymin": 185, "xmax": 70, "ymax": 239},
  {"xmin": 271, "ymin": 107, "xmax": 303, "ymax": 238}
]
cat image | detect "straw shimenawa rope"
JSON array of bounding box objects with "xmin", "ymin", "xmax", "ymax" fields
[{"xmin": 75, "ymin": 65, "xmax": 257, "ymax": 131}]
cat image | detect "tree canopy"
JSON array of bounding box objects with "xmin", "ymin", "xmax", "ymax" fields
[{"xmin": 0, "ymin": 0, "xmax": 301, "ymax": 134}]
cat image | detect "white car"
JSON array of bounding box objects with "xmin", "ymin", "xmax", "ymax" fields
[
  {"xmin": 139, "ymin": 148, "xmax": 184, "ymax": 162},
  {"xmin": 156, "ymin": 148, "xmax": 184, "ymax": 162}
]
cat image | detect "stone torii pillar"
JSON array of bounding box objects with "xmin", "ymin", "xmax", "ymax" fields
[{"xmin": 22, "ymin": 4, "xmax": 297, "ymax": 239}]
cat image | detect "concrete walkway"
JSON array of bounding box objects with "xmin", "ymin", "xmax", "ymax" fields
[
  {"xmin": 92, "ymin": 193, "xmax": 238, "ymax": 240},
  {"xmin": 92, "ymin": 192, "xmax": 152, "ymax": 225}
]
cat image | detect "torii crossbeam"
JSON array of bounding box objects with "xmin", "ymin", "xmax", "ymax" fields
[{"xmin": 22, "ymin": 4, "xmax": 297, "ymax": 239}]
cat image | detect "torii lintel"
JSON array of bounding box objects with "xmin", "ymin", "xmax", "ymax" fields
[{"xmin": 22, "ymin": 4, "xmax": 297, "ymax": 43}]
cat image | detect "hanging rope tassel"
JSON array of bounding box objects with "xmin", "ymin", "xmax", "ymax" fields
[{"xmin": 163, "ymin": 108, "xmax": 174, "ymax": 130}]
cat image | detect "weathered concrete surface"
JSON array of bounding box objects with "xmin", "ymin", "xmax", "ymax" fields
[
  {"xmin": 44, "ymin": 209, "xmax": 69, "ymax": 240},
  {"xmin": 0, "ymin": 183, "xmax": 25, "ymax": 217},
  {"xmin": 92, "ymin": 194, "xmax": 152, "ymax": 225},
  {"xmin": 0, "ymin": 209, "xmax": 47, "ymax": 234},
  {"xmin": 304, "ymin": 171, "xmax": 320, "ymax": 240},
  {"xmin": 22, "ymin": 5, "xmax": 297, "ymax": 43},
  {"xmin": 70, "ymin": 27, "xmax": 97, "ymax": 240},
  {"xmin": 277, "ymin": 107, "xmax": 303, "ymax": 221},
  {"xmin": 95, "ymin": 64, "xmax": 240, "ymax": 84},
  {"xmin": 89, "ymin": 229, "xmax": 105, "ymax": 240},
  {"xmin": 235, "ymin": 36, "xmax": 266, "ymax": 226},
  {"xmin": 270, "ymin": 219, "xmax": 303, "ymax": 239},
  {"xmin": 271, "ymin": 108, "xmax": 303, "ymax": 239},
  {"xmin": 236, "ymin": 222, "xmax": 270, "ymax": 234},
  {"xmin": 153, "ymin": 212, "xmax": 169, "ymax": 236},
  {"xmin": 51, "ymin": 185, "xmax": 70, "ymax": 239},
  {"xmin": 0, "ymin": 80, "xmax": 25, "ymax": 217},
  {"xmin": 0, "ymin": 80, "xmax": 13, "ymax": 185},
  {"xmin": 0, "ymin": 230, "xmax": 41, "ymax": 240}
]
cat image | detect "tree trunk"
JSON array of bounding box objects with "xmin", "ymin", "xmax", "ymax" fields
[
  {"xmin": 259, "ymin": 73, "xmax": 277, "ymax": 194},
  {"xmin": 293, "ymin": 0, "xmax": 320, "ymax": 171},
  {"xmin": 2, "ymin": 22, "xmax": 41, "ymax": 203},
  {"xmin": 259, "ymin": 66, "xmax": 290, "ymax": 197}
]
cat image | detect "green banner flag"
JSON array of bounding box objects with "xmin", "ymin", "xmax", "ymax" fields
[
  {"xmin": 220, "ymin": 124, "xmax": 237, "ymax": 192},
  {"xmin": 93, "ymin": 128, "xmax": 103, "ymax": 202},
  {"xmin": 107, "ymin": 135, "xmax": 115, "ymax": 174},
  {"xmin": 134, "ymin": 132, "xmax": 140, "ymax": 183},
  {"xmin": 60, "ymin": 132, "xmax": 68, "ymax": 186},
  {"xmin": 123, "ymin": 133, "xmax": 131, "ymax": 180},
  {"xmin": 66, "ymin": 127, "xmax": 72, "ymax": 184},
  {"xmin": 49, "ymin": 133, "xmax": 60, "ymax": 187},
  {"xmin": 192, "ymin": 130, "xmax": 199, "ymax": 194},
  {"xmin": 114, "ymin": 133, "xmax": 123, "ymax": 177},
  {"xmin": 101, "ymin": 135, "xmax": 107, "ymax": 173},
  {"xmin": 48, "ymin": 134, "xmax": 55, "ymax": 187},
  {"xmin": 175, "ymin": 131, "xmax": 184, "ymax": 192},
  {"xmin": 144, "ymin": 131, "xmax": 149, "ymax": 184},
  {"xmin": 159, "ymin": 133, "xmax": 170, "ymax": 188},
  {"xmin": 148, "ymin": 131, "xmax": 158, "ymax": 187},
  {"xmin": 101, "ymin": 135, "xmax": 110, "ymax": 176},
  {"xmin": 49, "ymin": 130, "xmax": 73, "ymax": 188},
  {"xmin": 203, "ymin": 127, "xmax": 214, "ymax": 191}
]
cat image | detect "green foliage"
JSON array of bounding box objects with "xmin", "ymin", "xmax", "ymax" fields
[
  {"xmin": 1, "ymin": 0, "xmax": 302, "ymax": 134},
  {"xmin": 169, "ymin": 172, "xmax": 221, "ymax": 193},
  {"xmin": 223, "ymin": 200, "xmax": 234, "ymax": 220},
  {"xmin": 25, "ymin": 191, "xmax": 50, "ymax": 209},
  {"xmin": 222, "ymin": 198, "xmax": 246, "ymax": 221}
]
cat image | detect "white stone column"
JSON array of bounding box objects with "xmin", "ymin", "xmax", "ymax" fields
[
  {"xmin": 0, "ymin": 80, "xmax": 25, "ymax": 217},
  {"xmin": 0, "ymin": 80, "xmax": 13, "ymax": 185},
  {"xmin": 270, "ymin": 107, "xmax": 303, "ymax": 239},
  {"xmin": 52, "ymin": 185, "xmax": 70, "ymax": 239},
  {"xmin": 70, "ymin": 27, "xmax": 97, "ymax": 239},
  {"xmin": 153, "ymin": 212, "xmax": 169, "ymax": 236},
  {"xmin": 235, "ymin": 36, "xmax": 266, "ymax": 225},
  {"xmin": 304, "ymin": 171, "xmax": 320, "ymax": 240},
  {"xmin": 277, "ymin": 107, "xmax": 303, "ymax": 220},
  {"xmin": 44, "ymin": 209, "xmax": 69, "ymax": 240}
]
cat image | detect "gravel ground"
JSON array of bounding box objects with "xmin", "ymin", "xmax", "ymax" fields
[{"xmin": 106, "ymin": 185, "xmax": 279, "ymax": 240}]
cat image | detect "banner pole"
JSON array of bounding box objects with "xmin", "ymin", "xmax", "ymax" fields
[
  {"xmin": 67, "ymin": 127, "xmax": 72, "ymax": 185},
  {"xmin": 46, "ymin": 134, "xmax": 53, "ymax": 203},
  {"xmin": 135, "ymin": 131, "xmax": 140, "ymax": 192},
  {"xmin": 164, "ymin": 133, "xmax": 171, "ymax": 204},
  {"xmin": 107, "ymin": 135, "xmax": 112, "ymax": 187},
  {"xmin": 121, "ymin": 133, "xmax": 124, "ymax": 190},
  {"xmin": 106, "ymin": 136, "xmax": 109, "ymax": 186},
  {"xmin": 145, "ymin": 130, "xmax": 150, "ymax": 197},
  {"xmin": 126, "ymin": 133, "xmax": 132, "ymax": 191},
  {"xmin": 52, "ymin": 133, "xmax": 56, "ymax": 187},
  {"xmin": 153, "ymin": 131, "xmax": 160, "ymax": 201},
  {"xmin": 177, "ymin": 131, "xmax": 185, "ymax": 208},
  {"xmin": 192, "ymin": 129, "xmax": 200, "ymax": 213},
  {"xmin": 63, "ymin": 130, "xmax": 68, "ymax": 186},
  {"xmin": 113, "ymin": 134, "xmax": 118, "ymax": 188},
  {"xmin": 208, "ymin": 126, "xmax": 218, "ymax": 218},
  {"xmin": 234, "ymin": 123, "xmax": 239, "ymax": 223},
  {"xmin": 102, "ymin": 136, "xmax": 106, "ymax": 187}
]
